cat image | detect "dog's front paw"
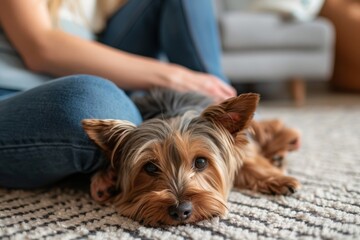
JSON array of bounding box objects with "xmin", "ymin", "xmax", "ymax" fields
[
  {"xmin": 262, "ymin": 176, "xmax": 300, "ymax": 196},
  {"xmin": 90, "ymin": 169, "xmax": 119, "ymax": 203}
]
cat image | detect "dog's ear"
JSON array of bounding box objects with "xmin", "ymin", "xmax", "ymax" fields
[
  {"xmin": 201, "ymin": 93, "xmax": 259, "ymax": 135},
  {"xmin": 82, "ymin": 119, "xmax": 136, "ymax": 158}
]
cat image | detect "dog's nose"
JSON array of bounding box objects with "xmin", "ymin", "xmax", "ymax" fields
[{"xmin": 168, "ymin": 202, "xmax": 192, "ymax": 222}]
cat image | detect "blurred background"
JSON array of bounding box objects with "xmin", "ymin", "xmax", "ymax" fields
[{"xmin": 214, "ymin": 0, "xmax": 360, "ymax": 107}]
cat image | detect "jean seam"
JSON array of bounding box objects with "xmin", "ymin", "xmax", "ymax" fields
[
  {"xmin": 178, "ymin": 0, "xmax": 208, "ymax": 73},
  {"xmin": 110, "ymin": 0, "xmax": 158, "ymax": 48}
]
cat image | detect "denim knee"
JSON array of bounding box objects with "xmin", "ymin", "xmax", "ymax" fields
[{"xmin": 39, "ymin": 75, "xmax": 142, "ymax": 134}]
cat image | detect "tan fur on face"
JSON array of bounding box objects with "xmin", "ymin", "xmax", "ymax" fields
[{"xmin": 109, "ymin": 115, "xmax": 245, "ymax": 225}]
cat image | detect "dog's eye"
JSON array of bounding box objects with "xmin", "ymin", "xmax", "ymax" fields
[
  {"xmin": 143, "ymin": 162, "xmax": 160, "ymax": 176},
  {"xmin": 194, "ymin": 157, "xmax": 208, "ymax": 171}
]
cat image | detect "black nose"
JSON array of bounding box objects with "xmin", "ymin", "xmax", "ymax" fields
[{"xmin": 168, "ymin": 202, "xmax": 192, "ymax": 221}]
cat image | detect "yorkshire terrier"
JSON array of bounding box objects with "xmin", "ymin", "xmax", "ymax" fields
[{"xmin": 82, "ymin": 89, "xmax": 301, "ymax": 226}]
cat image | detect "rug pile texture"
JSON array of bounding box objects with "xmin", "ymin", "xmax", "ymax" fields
[{"xmin": 1, "ymin": 95, "xmax": 360, "ymax": 239}]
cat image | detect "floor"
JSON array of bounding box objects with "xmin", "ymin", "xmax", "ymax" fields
[{"xmin": 1, "ymin": 82, "xmax": 360, "ymax": 239}]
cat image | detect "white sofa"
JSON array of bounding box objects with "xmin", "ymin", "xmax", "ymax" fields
[{"xmin": 214, "ymin": 0, "xmax": 335, "ymax": 105}]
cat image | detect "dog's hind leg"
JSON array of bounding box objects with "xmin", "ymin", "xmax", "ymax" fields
[
  {"xmin": 233, "ymin": 155, "xmax": 300, "ymax": 195},
  {"xmin": 249, "ymin": 120, "xmax": 301, "ymax": 170}
]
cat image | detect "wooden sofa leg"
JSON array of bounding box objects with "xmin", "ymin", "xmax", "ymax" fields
[{"xmin": 290, "ymin": 78, "xmax": 306, "ymax": 106}]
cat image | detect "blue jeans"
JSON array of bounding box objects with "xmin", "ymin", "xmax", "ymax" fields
[
  {"xmin": 0, "ymin": 76, "xmax": 142, "ymax": 188},
  {"xmin": 0, "ymin": 0, "xmax": 225, "ymax": 188},
  {"xmin": 99, "ymin": 0, "xmax": 226, "ymax": 81}
]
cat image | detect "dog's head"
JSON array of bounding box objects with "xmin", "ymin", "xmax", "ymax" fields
[{"xmin": 82, "ymin": 93, "xmax": 259, "ymax": 226}]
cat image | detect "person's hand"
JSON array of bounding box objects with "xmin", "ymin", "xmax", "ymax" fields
[{"xmin": 159, "ymin": 63, "xmax": 237, "ymax": 102}]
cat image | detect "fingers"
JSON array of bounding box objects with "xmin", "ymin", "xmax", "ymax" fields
[
  {"xmin": 163, "ymin": 64, "xmax": 237, "ymax": 101},
  {"xmin": 209, "ymin": 75, "xmax": 237, "ymax": 101},
  {"xmin": 194, "ymin": 73, "xmax": 236, "ymax": 102}
]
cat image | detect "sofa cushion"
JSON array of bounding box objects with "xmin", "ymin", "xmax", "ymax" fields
[
  {"xmin": 222, "ymin": 50, "xmax": 333, "ymax": 81},
  {"xmin": 220, "ymin": 12, "xmax": 333, "ymax": 51}
]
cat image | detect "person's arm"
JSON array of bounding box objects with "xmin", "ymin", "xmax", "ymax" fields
[{"xmin": 0, "ymin": 0, "xmax": 235, "ymax": 101}]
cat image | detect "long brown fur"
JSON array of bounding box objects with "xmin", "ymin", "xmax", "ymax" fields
[{"xmin": 82, "ymin": 91, "xmax": 301, "ymax": 226}]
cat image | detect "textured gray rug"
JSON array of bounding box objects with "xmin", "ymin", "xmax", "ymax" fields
[{"xmin": 1, "ymin": 95, "xmax": 360, "ymax": 239}]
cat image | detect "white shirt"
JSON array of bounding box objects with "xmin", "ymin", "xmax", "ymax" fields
[{"xmin": 58, "ymin": 0, "xmax": 125, "ymax": 33}]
